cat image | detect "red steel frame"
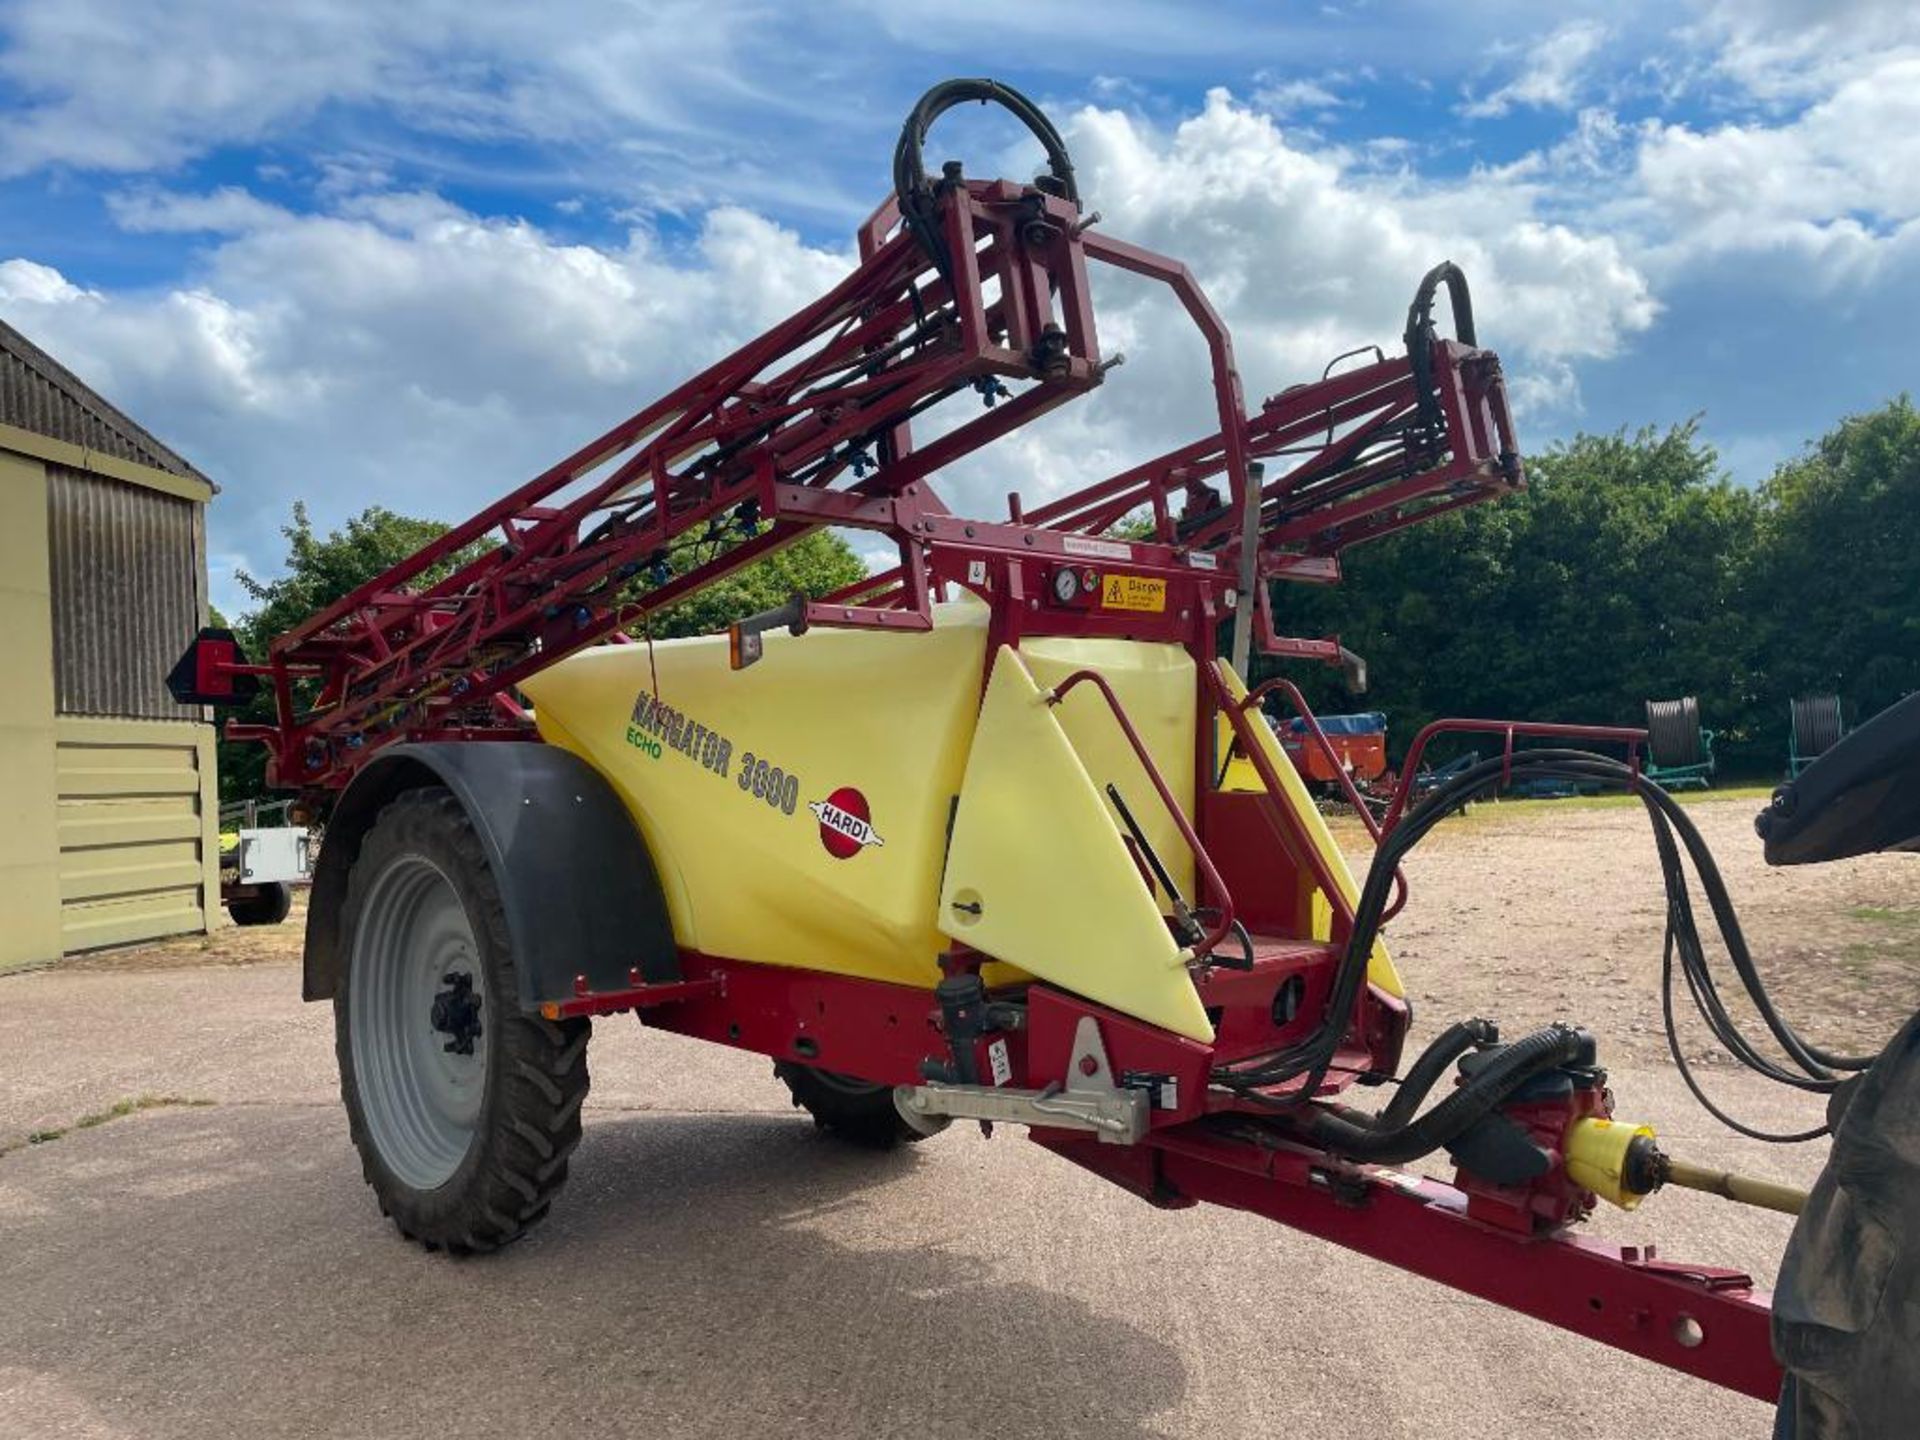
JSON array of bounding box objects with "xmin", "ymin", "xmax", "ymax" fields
[{"xmin": 214, "ymin": 160, "xmax": 1778, "ymax": 1403}]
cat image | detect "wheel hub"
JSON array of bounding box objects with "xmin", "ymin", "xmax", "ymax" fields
[
  {"xmin": 430, "ymin": 971, "xmax": 484, "ymax": 1055},
  {"xmin": 349, "ymin": 854, "xmax": 490, "ymax": 1190}
]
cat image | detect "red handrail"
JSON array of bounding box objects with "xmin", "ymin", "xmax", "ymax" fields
[
  {"xmin": 1200, "ymin": 664, "xmax": 1360, "ymax": 943},
  {"xmin": 1046, "ymin": 669, "xmax": 1237, "ymax": 960},
  {"xmin": 1237, "ymin": 677, "xmax": 1409, "ymax": 919}
]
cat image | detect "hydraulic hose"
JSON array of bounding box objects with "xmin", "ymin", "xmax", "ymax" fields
[
  {"xmin": 1298, "ymin": 1023, "xmax": 1592, "ymax": 1166},
  {"xmin": 1213, "ymin": 741, "xmax": 1881, "ymax": 1144},
  {"xmin": 1376, "ymin": 1018, "xmax": 1499, "ymax": 1131},
  {"xmin": 893, "ymin": 78, "xmax": 1079, "ymax": 279}
]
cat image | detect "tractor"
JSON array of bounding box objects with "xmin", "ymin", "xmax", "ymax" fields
[{"xmin": 172, "ymin": 80, "xmax": 1919, "ymax": 1437}]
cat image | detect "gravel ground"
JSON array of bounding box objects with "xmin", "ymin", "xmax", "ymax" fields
[{"xmin": 2, "ymin": 796, "xmax": 1914, "ymax": 1440}]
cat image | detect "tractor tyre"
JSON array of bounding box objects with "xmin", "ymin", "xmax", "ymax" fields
[
  {"xmin": 1771, "ymin": 1008, "xmax": 1920, "ymax": 1439},
  {"xmin": 334, "ymin": 787, "xmax": 591, "ymax": 1252},
  {"xmin": 228, "ymin": 881, "xmax": 293, "ymax": 927},
  {"xmin": 775, "ymin": 1061, "xmax": 935, "ymax": 1148}
]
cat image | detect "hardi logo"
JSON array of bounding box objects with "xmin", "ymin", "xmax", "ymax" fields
[{"xmin": 809, "ymin": 788, "xmax": 885, "ymax": 859}]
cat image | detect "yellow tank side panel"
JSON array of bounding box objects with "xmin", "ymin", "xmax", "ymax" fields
[
  {"xmin": 939, "ymin": 647, "xmax": 1212, "ymax": 1043},
  {"xmin": 522, "ymin": 603, "xmax": 990, "ymax": 987},
  {"xmin": 1211, "ymin": 663, "xmax": 1404, "ymax": 998},
  {"xmin": 1020, "ymin": 637, "xmax": 1197, "ymax": 907}
]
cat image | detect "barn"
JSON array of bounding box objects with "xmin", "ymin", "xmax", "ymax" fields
[{"xmin": 0, "ymin": 317, "xmax": 220, "ymax": 971}]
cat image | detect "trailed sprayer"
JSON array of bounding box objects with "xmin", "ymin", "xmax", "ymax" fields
[{"xmin": 174, "ymin": 81, "xmax": 1920, "ymax": 1437}]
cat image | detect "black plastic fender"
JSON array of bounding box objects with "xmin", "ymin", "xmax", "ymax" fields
[{"xmin": 303, "ymin": 742, "xmax": 679, "ymax": 1009}]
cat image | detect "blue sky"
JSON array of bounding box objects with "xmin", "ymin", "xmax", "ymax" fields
[{"xmin": 1, "ymin": 0, "xmax": 1915, "ymax": 616}]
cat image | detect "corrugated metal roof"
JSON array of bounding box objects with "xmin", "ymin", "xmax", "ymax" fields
[{"xmin": 0, "ymin": 314, "xmax": 215, "ymax": 488}]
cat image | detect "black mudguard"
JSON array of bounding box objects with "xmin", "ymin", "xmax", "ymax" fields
[
  {"xmin": 303, "ymin": 742, "xmax": 679, "ymax": 1010},
  {"xmin": 1772, "ymin": 1009, "xmax": 1920, "ymax": 1439}
]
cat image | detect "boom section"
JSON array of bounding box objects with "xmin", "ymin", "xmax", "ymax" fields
[
  {"xmin": 233, "ymin": 193, "xmax": 1518, "ymax": 791},
  {"xmin": 238, "ymin": 177, "xmax": 1142, "ymax": 787}
]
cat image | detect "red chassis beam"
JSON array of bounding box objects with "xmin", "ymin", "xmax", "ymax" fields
[
  {"xmin": 548, "ymin": 951, "xmax": 1779, "ymax": 1402},
  {"xmin": 1041, "ymin": 1127, "xmax": 1780, "ymax": 1403}
]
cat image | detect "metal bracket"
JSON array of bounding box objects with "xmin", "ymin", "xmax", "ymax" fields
[{"xmin": 894, "ymin": 1016, "xmax": 1149, "ymax": 1144}]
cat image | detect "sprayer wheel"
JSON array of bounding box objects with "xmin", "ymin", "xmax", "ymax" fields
[{"xmin": 774, "ymin": 1061, "xmax": 931, "ymax": 1148}]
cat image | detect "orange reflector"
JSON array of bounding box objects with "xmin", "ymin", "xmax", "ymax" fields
[{"xmin": 539, "ymin": 1002, "xmax": 562, "ymax": 1020}]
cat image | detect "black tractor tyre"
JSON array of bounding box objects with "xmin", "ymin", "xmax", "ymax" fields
[
  {"xmin": 334, "ymin": 787, "xmax": 591, "ymax": 1253},
  {"xmin": 1771, "ymin": 1009, "xmax": 1920, "ymax": 1439},
  {"xmin": 775, "ymin": 1061, "xmax": 933, "ymax": 1148},
  {"xmin": 228, "ymin": 881, "xmax": 293, "ymax": 927}
]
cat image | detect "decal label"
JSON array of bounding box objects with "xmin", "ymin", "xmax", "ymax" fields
[
  {"xmin": 629, "ymin": 693, "xmax": 734, "ymax": 778},
  {"xmin": 988, "ymin": 1038, "xmax": 1012, "ymax": 1088},
  {"xmin": 1099, "ymin": 574, "xmax": 1167, "ymax": 613},
  {"xmin": 629, "ymin": 691, "xmax": 801, "ymax": 817},
  {"xmin": 1062, "ymin": 536, "xmax": 1133, "ymax": 561},
  {"xmin": 810, "ymin": 787, "xmax": 884, "ymax": 858}
]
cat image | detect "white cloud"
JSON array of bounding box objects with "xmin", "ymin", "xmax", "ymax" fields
[
  {"xmin": 1683, "ymin": 0, "xmax": 1920, "ymax": 103},
  {"xmin": 2, "ymin": 194, "xmax": 854, "ymax": 610},
  {"xmin": 1250, "ymin": 71, "xmax": 1354, "ymax": 117},
  {"xmin": 0, "ymin": 0, "xmax": 857, "ymax": 217},
  {"xmin": 0, "ymin": 85, "xmax": 1663, "ymax": 613},
  {"xmin": 1066, "ymin": 90, "xmax": 1653, "ymax": 392},
  {"xmin": 107, "ymin": 187, "xmax": 293, "ymax": 234},
  {"xmin": 1636, "ymin": 53, "xmax": 1920, "ymax": 269},
  {"xmin": 0, "ymin": 257, "xmax": 94, "ymax": 305},
  {"xmin": 1461, "ymin": 21, "xmax": 1608, "ymax": 119}
]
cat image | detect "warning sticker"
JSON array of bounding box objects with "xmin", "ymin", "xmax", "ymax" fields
[{"xmin": 1099, "ymin": 574, "xmax": 1167, "ymax": 612}]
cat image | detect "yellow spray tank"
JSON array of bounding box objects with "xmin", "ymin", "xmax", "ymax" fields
[{"xmin": 521, "ymin": 601, "xmax": 1391, "ymax": 1044}]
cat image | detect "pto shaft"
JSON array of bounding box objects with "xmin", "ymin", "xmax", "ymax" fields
[
  {"xmin": 1655, "ymin": 1156, "xmax": 1807, "ymax": 1217},
  {"xmin": 1566, "ymin": 1118, "xmax": 1809, "ymax": 1216}
]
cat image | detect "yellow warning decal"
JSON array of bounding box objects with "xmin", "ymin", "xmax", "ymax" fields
[{"xmin": 1099, "ymin": 574, "xmax": 1166, "ymax": 612}]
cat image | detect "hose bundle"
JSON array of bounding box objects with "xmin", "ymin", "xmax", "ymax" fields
[
  {"xmin": 1215, "ymin": 747, "xmax": 1878, "ymax": 1151},
  {"xmin": 892, "ymin": 78, "xmax": 1079, "ymax": 279}
]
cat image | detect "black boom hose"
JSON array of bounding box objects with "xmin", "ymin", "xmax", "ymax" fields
[
  {"xmin": 893, "ymin": 78, "xmax": 1079, "ymax": 279},
  {"xmin": 1376, "ymin": 1017, "xmax": 1499, "ymax": 1131}
]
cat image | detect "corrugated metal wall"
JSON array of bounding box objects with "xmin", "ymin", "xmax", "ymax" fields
[
  {"xmin": 54, "ymin": 717, "xmax": 216, "ymax": 951},
  {"xmin": 46, "ymin": 464, "xmax": 204, "ymax": 719},
  {"xmin": 0, "ymin": 328, "xmax": 200, "ymax": 478}
]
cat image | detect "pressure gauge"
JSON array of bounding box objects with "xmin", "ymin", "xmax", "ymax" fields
[{"xmin": 1051, "ymin": 567, "xmax": 1082, "ymax": 603}]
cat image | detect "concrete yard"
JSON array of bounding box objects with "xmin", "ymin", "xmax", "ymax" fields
[{"xmin": 3, "ymin": 798, "xmax": 1914, "ymax": 1439}]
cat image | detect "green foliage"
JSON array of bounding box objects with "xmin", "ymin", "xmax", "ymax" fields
[
  {"xmin": 232, "ymin": 503, "xmax": 492, "ymax": 654},
  {"xmin": 641, "ymin": 528, "xmax": 867, "ymax": 639},
  {"xmin": 1749, "ymin": 397, "xmax": 1920, "ymax": 725}
]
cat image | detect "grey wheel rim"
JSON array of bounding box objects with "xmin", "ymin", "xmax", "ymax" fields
[{"xmin": 349, "ymin": 855, "xmax": 489, "ymax": 1190}]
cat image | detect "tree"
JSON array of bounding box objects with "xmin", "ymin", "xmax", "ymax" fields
[
  {"xmin": 1269, "ymin": 422, "xmax": 1769, "ymax": 768},
  {"xmin": 1750, "ymin": 397, "xmax": 1920, "ymax": 731},
  {"xmin": 643, "ymin": 528, "xmax": 867, "ymax": 639}
]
